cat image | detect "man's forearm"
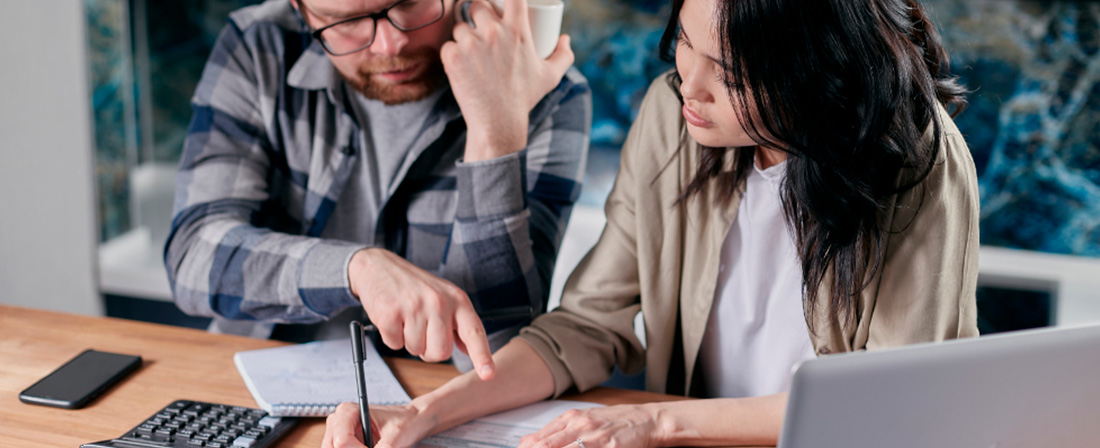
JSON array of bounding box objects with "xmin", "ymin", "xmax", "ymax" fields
[
  {"xmin": 463, "ymin": 126, "xmax": 529, "ymax": 162},
  {"xmin": 166, "ymin": 212, "xmax": 364, "ymax": 322},
  {"xmin": 445, "ymin": 150, "xmax": 544, "ymax": 313},
  {"xmin": 444, "ymin": 75, "xmax": 589, "ymax": 324}
]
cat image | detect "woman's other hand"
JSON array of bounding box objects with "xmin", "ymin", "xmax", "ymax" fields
[{"xmin": 517, "ymin": 404, "xmax": 662, "ymax": 448}]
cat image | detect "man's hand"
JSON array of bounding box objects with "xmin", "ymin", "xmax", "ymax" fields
[
  {"xmin": 348, "ymin": 248, "xmax": 495, "ymax": 380},
  {"xmin": 441, "ymin": 0, "xmax": 575, "ymax": 162}
]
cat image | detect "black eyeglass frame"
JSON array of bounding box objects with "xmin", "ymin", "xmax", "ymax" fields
[{"xmin": 296, "ymin": 0, "xmax": 446, "ymax": 56}]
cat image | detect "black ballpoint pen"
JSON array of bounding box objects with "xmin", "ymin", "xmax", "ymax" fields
[
  {"xmin": 349, "ymin": 321, "xmax": 374, "ymax": 448},
  {"xmin": 346, "ymin": 306, "xmax": 526, "ymax": 447}
]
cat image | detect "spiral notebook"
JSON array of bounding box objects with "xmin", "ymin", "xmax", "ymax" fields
[{"xmin": 233, "ymin": 338, "xmax": 411, "ymax": 417}]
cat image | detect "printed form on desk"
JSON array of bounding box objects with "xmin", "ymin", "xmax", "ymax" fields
[{"xmin": 417, "ymin": 400, "xmax": 604, "ymax": 447}]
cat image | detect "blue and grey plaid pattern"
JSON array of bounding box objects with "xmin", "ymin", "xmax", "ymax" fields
[{"xmin": 164, "ymin": 0, "xmax": 591, "ymax": 330}]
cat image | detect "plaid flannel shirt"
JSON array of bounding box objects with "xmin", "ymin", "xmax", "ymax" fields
[{"xmin": 164, "ymin": 0, "xmax": 591, "ymax": 333}]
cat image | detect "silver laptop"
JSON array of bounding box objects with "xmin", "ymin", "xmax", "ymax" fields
[{"xmin": 779, "ymin": 324, "xmax": 1100, "ymax": 448}]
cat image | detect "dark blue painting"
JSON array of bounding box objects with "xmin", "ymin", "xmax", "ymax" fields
[
  {"xmin": 926, "ymin": 1, "xmax": 1100, "ymax": 256},
  {"xmin": 564, "ymin": 0, "xmax": 1100, "ymax": 257}
]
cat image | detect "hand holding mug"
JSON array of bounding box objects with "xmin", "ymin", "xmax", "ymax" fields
[
  {"xmin": 460, "ymin": 0, "xmax": 564, "ymax": 59},
  {"xmin": 442, "ymin": 0, "xmax": 574, "ymax": 162}
]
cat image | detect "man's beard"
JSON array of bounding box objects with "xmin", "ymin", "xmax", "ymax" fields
[{"xmin": 343, "ymin": 48, "xmax": 447, "ymax": 105}]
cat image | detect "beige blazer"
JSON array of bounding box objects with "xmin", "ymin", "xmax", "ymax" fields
[{"xmin": 518, "ymin": 74, "xmax": 980, "ymax": 398}]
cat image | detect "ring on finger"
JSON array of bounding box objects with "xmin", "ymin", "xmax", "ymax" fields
[
  {"xmin": 574, "ymin": 439, "xmax": 586, "ymax": 448},
  {"xmin": 459, "ymin": 0, "xmax": 476, "ymax": 27}
]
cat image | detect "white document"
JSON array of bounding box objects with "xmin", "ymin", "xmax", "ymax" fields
[
  {"xmin": 416, "ymin": 400, "xmax": 605, "ymax": 447},
  {"xmin": 234, "ymin": 338, "xmax": 411, "ymax": 416}
]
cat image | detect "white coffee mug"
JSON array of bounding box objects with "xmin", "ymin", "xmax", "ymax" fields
[{"xmin": 460, "ymin": 0, "xmax": 564, "ymax": 59}]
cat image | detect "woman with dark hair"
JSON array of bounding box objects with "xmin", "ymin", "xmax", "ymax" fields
[{"xmin": 324, "ymin": 0, "xmax": 979, "ymax": 445}]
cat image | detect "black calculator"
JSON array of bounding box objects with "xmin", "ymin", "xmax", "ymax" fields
[{"xmin": 81, "ymin": 400, "xmax": 298, "ymax": 448}]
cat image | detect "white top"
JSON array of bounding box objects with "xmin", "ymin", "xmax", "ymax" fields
[{"xmin": 698, "ymin": 159, "xmax": 817, "ymax": 399}]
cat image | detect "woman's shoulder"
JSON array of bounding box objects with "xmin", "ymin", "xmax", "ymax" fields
[
  {"xmin": 891, "ymin": 103, "xmax": 979, "ymax": 228},
  {"xmin": 926, "ymin": 103, "xmax": 968, "ymax": 164},
  {"xmin": 621, "ymin": 71, "xmax": 690, "ymax": 174},
  {"xmin": 896, "ymin": 104, "xmax": 973, "ymax": 189}
]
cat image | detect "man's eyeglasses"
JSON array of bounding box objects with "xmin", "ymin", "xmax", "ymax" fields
[{"xmin": 296, "ymin": 0, "xmax": 446, "ymax": 56}]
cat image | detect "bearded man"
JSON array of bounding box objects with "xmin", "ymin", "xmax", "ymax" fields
[{"xmin": 165, "ymin": 0, "xmax": 590, "ymax": 379}]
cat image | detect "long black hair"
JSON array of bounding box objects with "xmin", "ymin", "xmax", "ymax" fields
[{"xmin": 660, "ymin": 0, "xmax": 967, "ymax": 329}]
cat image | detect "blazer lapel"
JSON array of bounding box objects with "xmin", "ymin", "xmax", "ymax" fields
[{"xmin": 678, "ymin": 142, "xmax": 741, "ymax": 395}]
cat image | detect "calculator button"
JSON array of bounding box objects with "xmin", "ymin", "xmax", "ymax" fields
[
  {"xmin": 231, "ymin": 436, "xmax": 258, "ymax": 447},
  {"xmin": 208, "ymin": 443, "xmax": 226, "ymax": 448},
  {"xmin": 187, "ymin": 438, "xmax": 206, "ymax": 446},
  {"xmin": 256, "ymin": 416, "xmax": 282, "ymax": 428}
]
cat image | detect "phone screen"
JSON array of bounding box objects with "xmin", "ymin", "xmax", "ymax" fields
[{"xmin": 20, "ymin": 349, "xmax": 142, "ymax": 409}]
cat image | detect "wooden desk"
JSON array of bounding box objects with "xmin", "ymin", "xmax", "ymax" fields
[{"xmin": 0, "ymin": 305, "xmax": 694, "ymax": 447}]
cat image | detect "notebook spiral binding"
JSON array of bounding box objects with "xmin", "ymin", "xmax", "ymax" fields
[{"xmin": 270, "ymin": 403, "xmax": 337, "ymax": 417}]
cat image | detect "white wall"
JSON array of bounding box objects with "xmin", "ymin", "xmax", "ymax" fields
[
  {"xmin": 978, "ymin": 247, "xmax": 1100, "ymax": 327},
  {"xmin": 0, "ymin": 0, "xmax": 102, "ymax": 315}
]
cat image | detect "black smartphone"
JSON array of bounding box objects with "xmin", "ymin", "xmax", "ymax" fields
[{"xmin": 19, "ymin": 349, "xmax": 142, "ymax": 409}]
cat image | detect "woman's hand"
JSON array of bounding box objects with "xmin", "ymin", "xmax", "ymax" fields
[
  {"xmin": 322, "ymin": 402, "xmax": 433, "ymax": 448},
  {"xmin": 517, "ymin": 404, "xmax": 662, "ymax": 448},
  {"xmin": 441, "ymin": 0, "xmax": 575, "ymax": 162}
]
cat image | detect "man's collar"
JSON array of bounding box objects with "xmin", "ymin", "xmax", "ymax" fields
[
  {"xmin": 432, "ymin": 86, "xmax": 461, "ymax": 121},
  {"xmin": 287, "ymin": 39, "xmax": 339, "ymax": 91}
]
